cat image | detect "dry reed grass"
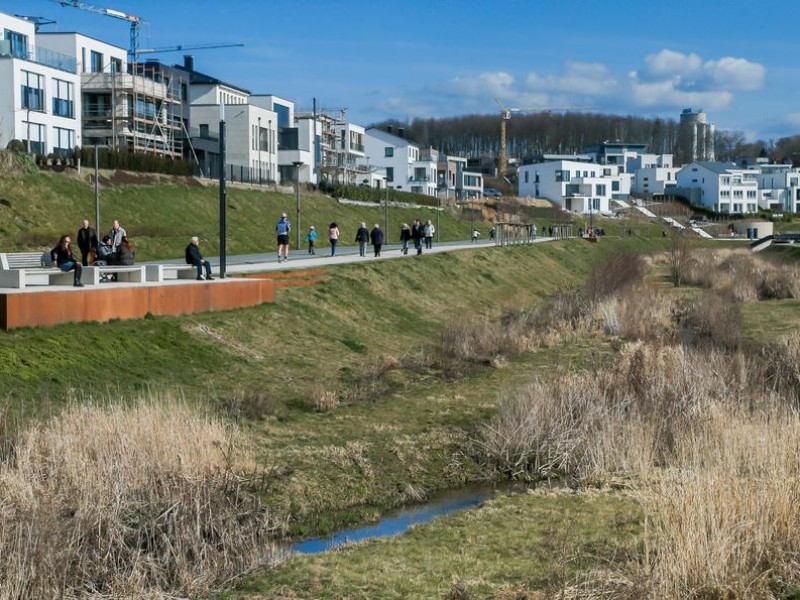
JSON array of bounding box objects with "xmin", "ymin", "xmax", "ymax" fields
[
  {"xmin": 481, "ymin": 333, "xmax": 800, "ymax": 598},
  {"xmin": 0, "ymin": 398, "xmax": 281, "ymax": 599}
]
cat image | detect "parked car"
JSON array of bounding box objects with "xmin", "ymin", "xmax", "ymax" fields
[{"xmin": 483, "ymin": 188, "xmax": 502, "ymax": 198}]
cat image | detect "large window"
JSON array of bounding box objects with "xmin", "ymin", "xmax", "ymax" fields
[
  {"xmin": 90, "ymin": 50, "xmax": 103, "ymax": 73},
  {"xmin": 386, "ymin": 166, "xmax": 394, "ymax": 182},
  {"xmin": 54, "ymin": 127, "xmax": 75, "ymax": 155},
  {"xmin": 20, "ymin": 70, "xmax": 45, "ymax": 111},
  {"xmin": 25, "ymin": 121, "xmax": 45, "ymax": 155},
  {"xmin": 4, "ymin": 29, "xmax": 28, "ymax": 58},
  {"xmin": 52, "ymin": 78, "xmax": 75, "ymax": 118},
  {"xmin": 384, "ymin": 146, "xmax": 393, "ymax": 157},
  {"xmin": 110, "ymin": 57, "xmax": 122, "ymax": 73}
]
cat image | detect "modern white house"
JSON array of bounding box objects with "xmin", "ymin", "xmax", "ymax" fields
[
  {"xmin": 0, "ymin": 12, "xmax": 82, "ymax": 155},
  {"xmin": 675, "ymin": 162, "xmax": 759, "ymax": 213},
  {"xmin": 629, "ymin": 154, "xmax": 679, "ymax": 196},
  {"xmin": 366, "ymin": 127, "xmax": 431, "ymax": 195},
  {"xmin": 518, "ymin": 159, "xmax": 631, "ymax": 213},
  {"xmin": 749, "ymin": 164, "xmax": 800, "ymax": 212},
  {"xmin": 437, "ymin": 154, "xmax": 483, "ymax": 201}
]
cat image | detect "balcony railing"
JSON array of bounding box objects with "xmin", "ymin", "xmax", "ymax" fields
[{"xmin": 0, "ymin": 40, "xmax": 77, "ymax": 73}]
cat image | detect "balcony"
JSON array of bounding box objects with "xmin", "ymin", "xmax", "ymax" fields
[
  {"xmin": 349, "ymin": 143, "xmax": 365, "ymax": 153},
  {"xmin": 0, "ymin": 41, "xmax": 77, "ymax": 73}
]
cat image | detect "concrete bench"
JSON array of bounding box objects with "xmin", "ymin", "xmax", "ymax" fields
[
  {"xmin": 88, "ymin": 265, "xmax": 146, "ymax": 285},
  {"xmin": 0, "ymin": 251, "xmax": 84, "ymax": 288},
  {"xmin": 145, "ymin": 264, "xmax": 197, "ymax": 282}
]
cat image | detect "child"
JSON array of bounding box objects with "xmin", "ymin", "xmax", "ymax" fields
[
  {"xmin": 306, "ymin": 226, "xmax": 317, "ymax": 254},
  {"xmin": 472, "ymin": 229, "xmax": 480, "ymax": 243}
]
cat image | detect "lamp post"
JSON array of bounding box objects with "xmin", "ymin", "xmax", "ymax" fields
[
  {"xmin": 383, "ymin": 177, "xmax": 389, "ymax": 235},
  {"xmin": 26, "ymin": 107, "xmax": 32, "ymax": 154},
  {"xmin": 219, "ymin": 103, "xmax": 227, "ymax": 278},
  {"xmin": 257, "ymin": 116, "xmax": 262, "ymax": 185},
  {"xmin": 293, "ymin": 160, "xmax": 304, "ymax": 250},
  {"xmin": 94, "ymin": 145, "xmax": 100, "ymax": 234}
]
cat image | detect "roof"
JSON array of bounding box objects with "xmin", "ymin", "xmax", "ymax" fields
[
  {"xmin": 366, "ymin": 127, "xmax": 419, "ymax": 147},
  {"xmin": 172, "ymin": 64, "xmax": 250, "ymax": 95},
  {"xmin": 693, "ymin": 161, "xmax": 740, "ymax": 174}
]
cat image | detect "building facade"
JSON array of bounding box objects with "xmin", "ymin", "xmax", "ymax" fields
[
  {"xmin": 675, "ymin": 162, "xmax": 758, "ymax": 213},
  {"xmin": 0, "ymin": 13, "xmax": 81, "ymax": 155}
]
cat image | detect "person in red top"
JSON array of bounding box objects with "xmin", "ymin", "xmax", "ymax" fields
[{"xmin": 50, "ymin": 234, "xmax": 84, "ymax": 287}]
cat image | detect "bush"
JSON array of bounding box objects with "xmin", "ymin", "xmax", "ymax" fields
[
  {"xmin": 77, "ymin": 146, "xmax": 195, "ymax": 177},
  {"xmin": 5, "ymin": 139, "xmax": 25, "ymax": 153},
  {"xmin": 584, "ymin": 252, "xmax": 647, "ymax": 301}
]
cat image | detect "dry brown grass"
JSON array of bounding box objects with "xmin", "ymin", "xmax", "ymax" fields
[
  {"xmin": 0, "ymin": 398, "xmax": 281, "ymax": 599},
  {"xmin": 480, "ymin": 333, "xmax": 800, "ymax": 598},
  {"xmin": 684, "ymin": 249, "xmax": 800, "ymax": 301}
]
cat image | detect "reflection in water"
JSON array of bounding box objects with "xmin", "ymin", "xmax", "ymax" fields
[{"xmin": 292, "ymin": 487, "xmax": 495, "ymax": 555}]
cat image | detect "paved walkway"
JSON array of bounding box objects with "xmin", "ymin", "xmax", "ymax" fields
[{"xmin": 155, "ymin": 238, "xmax": 554, "ymax": 276}]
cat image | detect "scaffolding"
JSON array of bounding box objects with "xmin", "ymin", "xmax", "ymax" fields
[{"xmin": 81, "ymin": 62, "xmax": 183, "ymax": 158}]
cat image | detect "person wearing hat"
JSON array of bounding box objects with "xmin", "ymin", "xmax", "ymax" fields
[
  {"xmin": 305, "ymin": 225, "xmax": 317, "ymax": 255},
  {"xmin": 276, "ymin": 212, "xmax": 291, "ymax": 262},
  {"xmin": 185, "ymin": 236, "xmax": 213, "ymax": 280}
]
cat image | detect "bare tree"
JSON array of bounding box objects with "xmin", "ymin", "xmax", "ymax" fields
[{"xmin": 669, "ymin": 230, "xmax": 691, "ymax": 288}]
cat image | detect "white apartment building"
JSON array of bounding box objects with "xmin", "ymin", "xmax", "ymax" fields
[
  {"xmin": 0, "ymin": 13, "xmax": 81, "ymax": 155},
  {"xmin": 519, "ymin": 159, "xmax": 631, "ymax": 213},
  {"xmin": 437, "ymin": 155, "xmax": 483, "ymax": 201},
  {"xmin": 628, "ymin": 154, "xmax": 679, "ymax": 196},
  {"xmin": 749, "ymin": 164, "xmax": 800, "ymax": 212},
  {"xmin": 366, "ymin": 127, "xmax": 437, "ymax": 196},
  {"xmin": 675, "ymin": 162, "xmax": 758, "ymax": 213}
]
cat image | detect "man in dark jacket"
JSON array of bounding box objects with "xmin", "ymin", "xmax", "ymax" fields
[
  {"xmin": 355, "ymin": 222, "xmax": 370, "ymax": 257},
  {"xmin": 76, "ymin": 219, "xmax": 97, "ymax": 266},
  {"xmin": 370, "ymin": 224, "xmax": 384, "ymax": 257},
  {"xmin": 411, "ymin": 219, "xmax": 424, "ymax": 255},
  {"xmin": 185, "ymin": 236, "xmax": 214, "ymax": 280}
]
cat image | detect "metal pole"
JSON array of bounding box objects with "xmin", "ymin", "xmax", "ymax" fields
[
  {"xmin": 257, "ymin": 116, "xmax": 261, "ymax": 185},
  {"xmin": 26, "ymin": 108, "xmax": 31, "ymax": 154},
  {"xmin": 94, "ymin": 146, "xmax": 100, "ymax": 234},
  {"xmin": 437, "ymin": 194, "xmax": 441, "ymax": 243},
  {"xmin": 293, "ymin": 161, "xmax": 303, "ymax": 250},
  {"xmin": 219, "ymin": 106, "xmax": 227, "ymax": 278},
  {"xmin": 384, "ymin": 179, "xmax": 389, "ymax": 234}
]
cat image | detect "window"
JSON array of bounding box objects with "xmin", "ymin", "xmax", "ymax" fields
[
  {"xmin": 746, "ymin": 190, "xmax": 756, "ymax": 199},
  {"xmin": 524, "ymin": 171, "xmax": 529, "ymax": 183},
  {"xmin": 720, "ymin": 190, "xmax": 730, "ymax": 198},
  {"xmin": 199, "ymin": 124, "xmax": 209, "ymax": 138},
  {"xmin": 386, "ymin": 167, "xmax": 394, "ymax": 182},
  {"xmin": 53, "ymin": 127, "xmax": 74, "ymax": 155},
  {"xmin": 90, "ymin": 50, "xmax": 103, "ymax": 73},
  {"xmin": 25, "ymin": 121, "xmax": 45, "ymax": 155},
  {"xmin": 384, "ymin": 146, "xmax": 393, "ymax": 157},
  {"xmin": 20, "ymin": 70, "xmax": 44, "ymax": 111},
  {"xmin": 733, "ymin": 190, "xmax": 743, "ymax": 199},
  {"xmin": 4, "ymin": 29, "xmax": 28, "ymax": 58},
  {"xmin": 595, "ymin": 184, "xmax": 606, "ymax": 196},
  {"xmin": 603, "ymin": 168, "xmax": 611, "ymax": 176},
  {"xmin": 52, "ymin": 79, "xmax": 75, "ymax": 118},
  {"xmin": 612, "ymin": 181, "xmax": 620, "ymax": 192},
  {"xmin": 555, "ymin": 169, "xmax": 570, "ymax": 182},
  {"xmin": 110, "ymin": 57, "xmax": 122, "ymax": 73}
]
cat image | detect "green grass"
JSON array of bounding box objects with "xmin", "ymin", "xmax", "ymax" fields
[
  {"xmin": 228, "ymin": 490, "xmax": 642, "ymax": 599},
  {"xmin": 0, "ymin": 171, "xmax": 487, "ymax": 260}
]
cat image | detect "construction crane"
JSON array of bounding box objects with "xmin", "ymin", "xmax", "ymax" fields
[
  {"xmin": 14, "ymin": 15, "xmax": 57, "ymax": 32},
  {"xmin": 138, "ymin": 43, "xmax": 244, "ymax": 55},
  {"xmin": 53, "ymin": 1, "xmax": 142, "ymax": 63},
  {"xmin": 495, "ymin": 98, "xmax": 586, "ymax": 177}
]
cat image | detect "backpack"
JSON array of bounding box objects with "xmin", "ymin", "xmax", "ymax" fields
[{"xmin": 277, "ymin": 219, "xmax": 290, "ymax": 235}]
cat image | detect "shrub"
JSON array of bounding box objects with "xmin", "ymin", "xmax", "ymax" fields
[
  {"xmin": 679, "ymin": 291, "xmax": 742, "ymax": 349},
  {"xmin": 584, "ymin": 252, "xmax": 647, "ymax": 301}
]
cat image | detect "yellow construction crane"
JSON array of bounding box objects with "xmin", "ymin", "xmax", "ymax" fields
[
  {"xmin": 53, "ymin": 0, "xmax": 142, "ymax": 63},
  {"xmin": 495, "ymin": 98, "xmax": 586, "ymax": 177}
]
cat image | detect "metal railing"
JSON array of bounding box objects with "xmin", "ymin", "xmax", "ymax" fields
[{"xmin": 0, "ymin": 41, "xmax": 78, "ymax": 73}]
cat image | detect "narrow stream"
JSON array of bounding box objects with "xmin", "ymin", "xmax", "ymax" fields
[{"xmin": 291, "ymin": 486, "xmax": 496, "ymax": 555}]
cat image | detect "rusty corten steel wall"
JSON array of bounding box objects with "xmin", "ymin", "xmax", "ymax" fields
[{"xmin": 0, "ymin": 279, "xmax": 275, "ymax": 330}]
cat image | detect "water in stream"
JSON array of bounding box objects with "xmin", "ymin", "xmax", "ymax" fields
[{"xmin": 292, "ymin": 486, "xmax": 496, "ymax": 555}]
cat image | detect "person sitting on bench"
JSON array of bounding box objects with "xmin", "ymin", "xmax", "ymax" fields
[
  {"xmin": 96, "ymin": 235, "xmax": 114, "ymax": 264},
  {"xmin": 185, "ymin": 236, "xmax": 214, "ymax": 280},
  {"xmin": 50, "ymin": 234, "xmax": 84, "ymax": 287}
]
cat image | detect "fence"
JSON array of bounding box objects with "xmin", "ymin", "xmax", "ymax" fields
[{"xmin": 495, "ymin": 222, "xmax": 572, "ymax": 245}]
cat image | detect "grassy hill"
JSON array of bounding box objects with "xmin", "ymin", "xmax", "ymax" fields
[{"xmin": 0, "ymin": 170, "xmax": 490, "ymax": 261}]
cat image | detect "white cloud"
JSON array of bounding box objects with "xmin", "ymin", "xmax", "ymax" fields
[
  {"xmin": 525, "ymin": 61, "xmax": 617, "ymax": 96},
  {"xmin": 628, "ymin": 74, "xmax": 733, "ymax": 109},
  {"xmin": 640, "ymin": 49, "xmax": 764, "ymax": 92},
  {"xmin": 442, "ymin": 71, "xmax": 516, "ymax": 98}
]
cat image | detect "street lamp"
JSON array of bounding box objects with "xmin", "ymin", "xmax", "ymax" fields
[
  {"xmin": 293, "ymin": 160, "xmax": 304, "ymax": 250},
  {"xmin": 257, "ymin": 116, "xmax": 262, "ymax": 185},
  {"xmin": 383, "ymin": 177, "xmax": 389, "ymax": 234}
]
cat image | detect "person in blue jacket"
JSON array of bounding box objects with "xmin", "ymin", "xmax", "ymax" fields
[{"xmin": 370, "ymin": 224, "xmax": 384, "ymax": 257}]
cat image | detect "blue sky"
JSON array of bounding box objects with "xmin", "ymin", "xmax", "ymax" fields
[{"xmin": 5, "ymin": 0, "xmax": 798, "ymax": 140}]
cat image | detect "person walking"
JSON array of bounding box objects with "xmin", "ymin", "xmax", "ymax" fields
[
  {"xmin": 355, "ymin": 222, "xmax": 369, "ymax": 257},
  {"xmin": 472, "ymin": 228, "xmax": 480, "ymax": 243},
  {"xmin": 411, "ymin": 219, "xmax": 424, "ymax": 255},
  {"xmin": 76, "ymin": 219, "xmax": 97, "ymax": 266},
  {"xmin": 108, "ymin": 219, "xmax": 126, "ymax": 254},
  {"xmin": 50, "ymin": 234, "xmax": 83, "ymax": 287},
  {"xmin": 185, "ymin": 236, "xmax": 214, "ymax": 280},
  {"xmin": 276, "ymin": 213, "xmax": 291, "ymax": 262},
  {"xmin": 306, "ymin": 225, "xmax": 317, "ymax": 255},
  {"xmin": 328, "ymin": 222, "xmax": 340, "ymax": 256},
  {"xmin": 399, "ymin": 223, "xmax": 411, "ymax": 255},
  {"xmin": 423, "ymin": 219, "xmax": 435, "ymax": 249},
  {"xmin": 370, "ymin": 223, "xmax": 384, "ymax": 257}
]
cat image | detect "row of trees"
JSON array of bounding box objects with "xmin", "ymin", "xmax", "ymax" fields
[{"xmin": 374, "ymin": 113, "xmax": 800, "ymax": 166}]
